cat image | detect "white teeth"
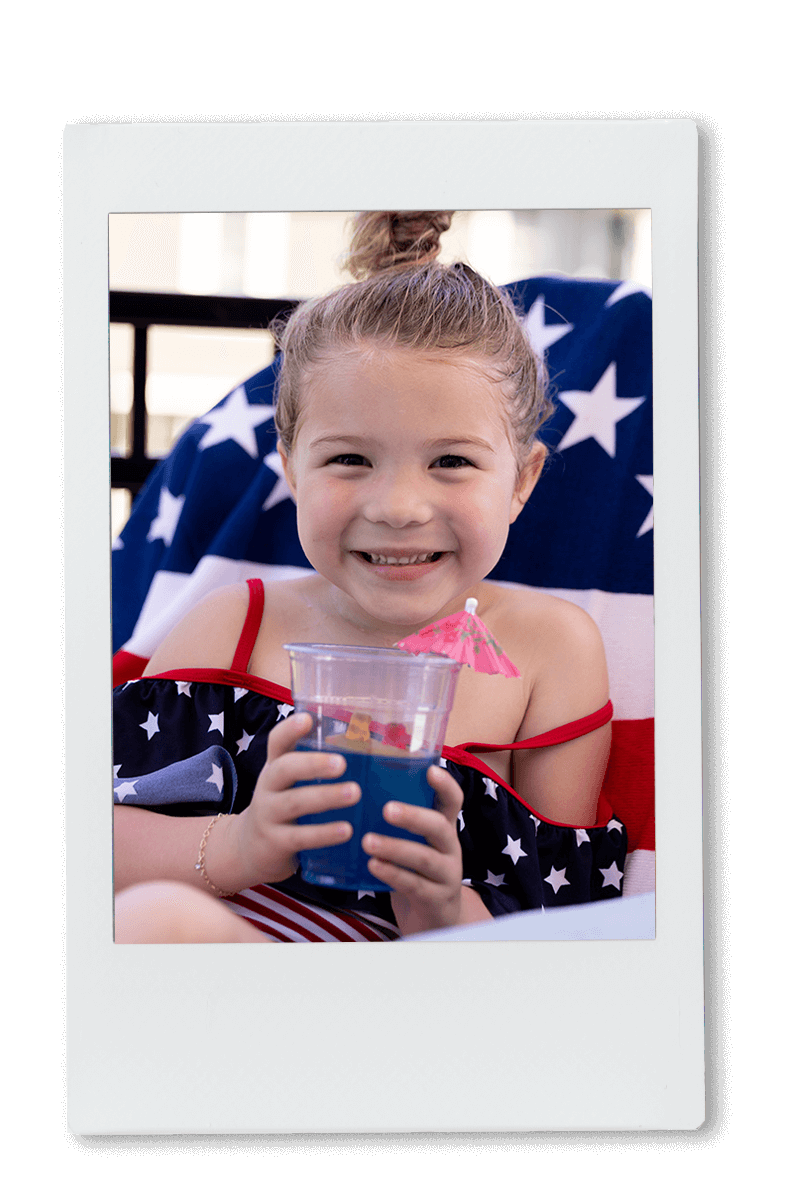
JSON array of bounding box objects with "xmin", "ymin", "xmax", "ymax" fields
[{"xmin": 365, "ymin": 552, "xmax": 438, "ymax": 565}]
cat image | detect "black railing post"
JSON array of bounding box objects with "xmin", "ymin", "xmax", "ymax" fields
[
  {"xmin": 131, "ymin": 323, "xmax": 148, "ymax": 463},
  {"xmin": 109, "ymin": 291, "xmax": 297, "ymax": 498}
]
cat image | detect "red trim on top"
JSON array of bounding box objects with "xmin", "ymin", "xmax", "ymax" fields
[
  {"xmin": 134, "ymin": 665, "xmax": 617, "ymax": 828},
  {"xmin": 125, "ymin": 580, "xmax": 621, "ymax": 832},
  {"xmin": 149, "ymin": 666, "xmax": 294, "ymax": 702},
  {"xmin": 231, "ymin": 578, "xmax": 265, "ymax": 673},
  {"xmin": 439, "ymin": 743, "xmax": 614, "ymax": 829}
]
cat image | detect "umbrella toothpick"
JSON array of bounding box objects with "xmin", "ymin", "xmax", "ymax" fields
[{"xmin": 396, "ymin": 595, "xmax": 521, "ymax": 679}]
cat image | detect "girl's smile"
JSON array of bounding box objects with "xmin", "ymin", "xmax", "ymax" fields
[
  {"xmin": 350, "ymin": 549, "xmax": 448, "ymax": 582},
  {"xmin": 279, "ymin": 344, "xmax": 544, "ymax": 639}
]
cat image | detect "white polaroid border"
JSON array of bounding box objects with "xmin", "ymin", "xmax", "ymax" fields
[{"xmin": 65, "ymin": 120, "xmax": 701, "ymax": 1134}]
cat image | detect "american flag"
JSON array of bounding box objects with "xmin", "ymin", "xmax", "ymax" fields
[{"xmin": 112, "ymin": 275, "xmax": 654, "ymax": 895}]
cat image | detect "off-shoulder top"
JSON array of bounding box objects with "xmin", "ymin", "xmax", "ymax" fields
[{"xmin": 113, "ymin": 579, "xmax": 625, "ymax": 941}]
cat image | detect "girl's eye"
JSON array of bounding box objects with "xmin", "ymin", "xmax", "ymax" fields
[
  {"xmin": 433, "ymin": 454, "xmax": 473, "ymax": 469},
  {"xmin": 328, "ymin": 453, "xmax": 370, "ymax": 467}
]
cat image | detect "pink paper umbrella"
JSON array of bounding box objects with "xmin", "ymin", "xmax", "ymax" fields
[{"xmin": 396, "ymin": 598, "xmax": 521, "ymax": 678}]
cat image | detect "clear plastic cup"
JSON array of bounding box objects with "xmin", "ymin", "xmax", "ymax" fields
[{"xmin": 283, "ymin": 644, "xmax": 463, "ymax": 891}]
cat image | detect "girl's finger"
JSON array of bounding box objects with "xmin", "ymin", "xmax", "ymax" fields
[
  {"xmin": 262, "ymin": 747, "xmax": 348, "ymax": 792},
  {"xmin": 362, "ymin": 831, "xmax": 448, "ymax": 884},
  {"xmin": 289, "ymin": 820, "xmax": 355, "ymax": 852},
  {"xmin": 265, "ymin": 711, "xmax": 314, "ymax": 760},
  {"xmin": 274, "ymin": 780, "xmax": 360, "ymax": 822},
  {"xmin": 427, "ymin": 765, "xmax": 464, "ymax": 822},
  {"xmin": 366, "ymin": 856, "xmax": 440, "ymax": 897},
  {"xmin": 378, "ymin": 796, "xmax": 458, "ymax": 854}
]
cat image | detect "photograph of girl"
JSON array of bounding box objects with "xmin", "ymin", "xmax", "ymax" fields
[{"xmin": 109, "ymin": 213, "xmax": 652, "ymax": 945}]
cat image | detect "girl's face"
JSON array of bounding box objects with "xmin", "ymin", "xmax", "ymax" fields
[{"xmin": 279, "ymin": 344, "xmax": 543, "ymax": 636}]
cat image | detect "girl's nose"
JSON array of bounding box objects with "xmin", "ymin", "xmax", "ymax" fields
[{"xmin": 363, "ymin": 471, "xmax": 432, "ymax": 527}]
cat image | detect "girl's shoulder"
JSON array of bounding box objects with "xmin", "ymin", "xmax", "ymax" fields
[
  {"xmin": 143, "ymin": 582, "xmax": 251, "ymax": 675},
  {"xmin": 481, "ymin": 582, "xmax": 604, "ymax": 661},
  {"xmin": 480, "ymin": 582, "xmax": 609, "ymax": 733}
]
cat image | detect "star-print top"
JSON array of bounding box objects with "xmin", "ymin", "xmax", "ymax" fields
[{"xmin": 113, "ymin": 579, "xmax": 627, "ymax": 941}]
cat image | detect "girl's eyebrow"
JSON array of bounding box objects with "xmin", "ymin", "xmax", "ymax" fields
[
  {"xmin": 426, "ymin": 436, "xmax": 496, "ymax": 453},
  {"xmin": 308, "ymin": 434, "xmax": 368, "ymax": 449},
  {"xmin": 308, "ymin": 434, "xmax": 496, "ymax": 452}
]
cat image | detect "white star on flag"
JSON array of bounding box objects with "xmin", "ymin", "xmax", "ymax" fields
[
  {"xmin": 502, "ymin": 835, "xmax": 527, "ymax": 864},
  {"xmin": 483, "ymin": 777, "xmax": 499, "ymax": 801},
  {"xmin": 522, "ymin": 295, "xmax": 574, "ymax": 355},
  {"xmin": 113, "ymin": 764, "xmax": 121, "ymax": 778},
  {"xmin": 357, "ymin": 890, "xmax": 376, "ymax": 900},
  {"xmin": 236, "ymin": 729, "xmax": 254, "ymax": 753},
  {"xmin": 484, "ymin": 870, "xmax": 506, "ymax": 888},
  {"xmin": 146, "ymin": 487, "xmax": 185, "ymax": 546},
  {"xmin": 114, "ymin": 780, "xmax": 139, "ymax": 801},
  {"xmin": 112, "ymin": 534, "xmax": 124, "ymax": 550},
  {"xmin": 544, "ymin": 865, "xmax": 570, "ymax": 894},
  {"xmin": 530, "ymin": 814, "xmax": 541, "ymax": 831},
  {"xmin": 439, "ymin": 757, "xmax": 448, "ymax": 769},
  {"xmin": 575, "ymin": 827, "xmax": 591, "ymax": 847},
  {"xmin": 557, "ymin": 362, "xmax": 646, "ymax": 458},
  {"xmin": 196, "ymin": 387, "xmax": 273, "ymax": 458},
  {"xmin": 461, "ymin": 877, "xmax": 472, "ymax": 886},
  {"xmin": 277, "ymin": 703, "xmax": 295, "ymax": 720},
  {"xmin": 140, "ymin": 711, "xmax": 159, "ymax": 740},
  {"xmin": 206, "ymin": 763, "xmax": 225, "ymax": 791},
  {"xmin": 600, "ymin": 861, "xmax": 624, "ymax": 890},
  {"xmin": 607, "ymin": 818, "xmax": 624, "ymax": 834},
  {"xmin": 262, "ymin": 449, "xmax": 294, "ymax": 511},
  {"xmin": 458, "ymin": 810, "xmax": 465, "ymax": 831},
  {"xmin": 233, "ymin": 688, "xmax": 248, "ymax": 703},
  {"xmin": 605, "ymin": 280, "xmax": 651, "ymax": 307},
  {"xmin": 207, "ymin": 713, "xmax": 224, "ymax": 736},
  {"xmin": 176, "ymin": 681, "xmax": 192, "ymax": 697},
  {"xmin": 635, "ymin": 475, "xmax": 654, "ymax": 537}
]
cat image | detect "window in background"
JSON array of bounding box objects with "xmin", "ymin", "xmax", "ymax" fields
[{"xmin": 110, "ymin": 210, "xmax": 651, "ymax": 299}]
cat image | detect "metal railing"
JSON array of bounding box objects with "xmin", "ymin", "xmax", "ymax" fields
[{"xmin": 110, "ymin": 290, "xmax": 298, "ymax": 496}]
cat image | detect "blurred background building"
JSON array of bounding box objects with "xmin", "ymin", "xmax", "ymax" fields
[{"xmin": 109, "ymin": 210, "xmax": 651, "ymax": 540}]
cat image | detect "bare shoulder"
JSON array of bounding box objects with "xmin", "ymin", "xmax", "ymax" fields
[
  {"xmin": 143, "ymin": 583, "xmax": 251, "ymax": 675},
  {"xmin": 484, "ymin": 583, "xmax": 604, "ymax": 657},
  {"xmin": 481, "ymin": 583, "xmax": 609, "ymax": 733}
]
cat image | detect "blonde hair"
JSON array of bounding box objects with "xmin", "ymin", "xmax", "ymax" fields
[{"xmin": 273, "ymin": 211, "xmax": 553, "ymax": 464}]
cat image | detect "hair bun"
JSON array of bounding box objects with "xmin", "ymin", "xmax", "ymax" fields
[{"xmin": 345, "ymin": 211, "xmax": 454, "ymax": 280}]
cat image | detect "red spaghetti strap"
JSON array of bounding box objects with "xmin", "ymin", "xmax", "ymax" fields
[
  {"xmin": 231, "ymin": 578, "xmax": 266, "ymax": 673},
  {"xmin": 510, "ymin": 699, "xmax": 613, "ymax": 749},
  {"xmin": 457, "ymin": 699, "xmax": 613, "ymax": 754}
]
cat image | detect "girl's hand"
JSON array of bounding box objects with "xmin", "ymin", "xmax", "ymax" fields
[
  {"xmin": 230, "ymin": 712, "xmax": 360, "ymax": 885},
  {"xmin": 361, "ymin": 765, "xmax": 465, "ymax": 935}
]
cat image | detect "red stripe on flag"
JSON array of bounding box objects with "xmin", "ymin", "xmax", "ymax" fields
[
  {"xmin": 601, "ymin": 718, "xmax": 654, "ymax": 852},
  {"xmin": 113, "ymin": 650, "xmax": 149, "ymax": 687}
]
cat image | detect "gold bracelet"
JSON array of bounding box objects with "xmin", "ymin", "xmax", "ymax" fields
[{"xmin": 195, "ymin": 813, "xmax": 232, "ymax": 897}]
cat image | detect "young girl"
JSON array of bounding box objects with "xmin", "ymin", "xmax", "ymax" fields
[{"xmin": 113, "ymin": 211, "xmax": 625, "ymax": 943}]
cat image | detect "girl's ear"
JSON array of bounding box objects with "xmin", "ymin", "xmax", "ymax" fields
[
  {"xmin": 509, "ymin": 441, "xmax": 546, "ymax": 523},
  {"xmin": 277, "ymin": 440, "xmax": 296, "ymax": 497}
]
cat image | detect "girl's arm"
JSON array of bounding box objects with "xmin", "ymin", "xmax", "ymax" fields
[
  {"xmin": 142, "ymin": 584, "xmax": 250, "ymax": 676},
  {"xmin": 512, "ymin": 600, "xmax": 612, "ymax": 827},
  {"xmin": 118, "ymin": 586, "xmax": 252, "ymax": 894},
  {"xmin": 114, "ymin": 714, "xmax": 362, "ymax": 895},
  {"xmin": 114, "ymin": 806, "xmax": 241, "ymax": 895}
]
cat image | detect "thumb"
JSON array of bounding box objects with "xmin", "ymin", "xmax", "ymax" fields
[{"xmin": 428, "ymin": 764, "xmax": 464, "ymax": 825}]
